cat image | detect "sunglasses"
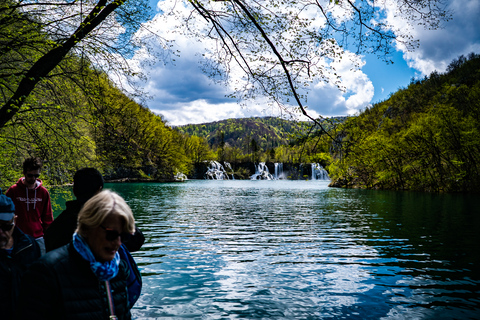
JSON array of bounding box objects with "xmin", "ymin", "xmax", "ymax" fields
[
  {"xmin": 0, "ymin": 223, "xmax": 14, "ymax": 232},
  {"xmin": 99, "ymin": 225, "xmax": 131, "ymax": 242},
  {"xmin": 26, "ymin": 173, "xmax": 40, "ymax": 178}
]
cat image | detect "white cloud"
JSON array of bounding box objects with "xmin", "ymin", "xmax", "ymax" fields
[
  {"xmin": 129, "ymin": 0, "xmax": 479, "ymax": 125},
  {"xmin": 152, "ymin": 100, "xmax": 277, "ymax": 126},
  {"xmin": 387, "ymin": 0, "xmax": 480, "ymax": 75},
  {"xmin": 303, "ymin": 52, "xmax": 374, "ymax": 117}
]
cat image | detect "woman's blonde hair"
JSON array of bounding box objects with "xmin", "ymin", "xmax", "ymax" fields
[{"xmin": 76, "ymin": 190, "xmax": 135, "ymax": 236}]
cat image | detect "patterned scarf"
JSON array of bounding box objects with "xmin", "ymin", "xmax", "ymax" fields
[{"xmin": 73, "ymin": 232, "xmax": 120, "ymax": 281}]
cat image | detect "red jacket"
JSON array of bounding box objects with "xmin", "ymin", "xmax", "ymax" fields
[{"xmin": 6, "ymin": 178, "xmax": 53, "ymax": 239}]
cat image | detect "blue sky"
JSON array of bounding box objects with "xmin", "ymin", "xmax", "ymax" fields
[
  {"xmin": 363, "ymin": 51, "xmax": 417, "ymax": 103},
  {"xmin": 130, "ymin": 0, "xmax": 480, "ymax": 126}
]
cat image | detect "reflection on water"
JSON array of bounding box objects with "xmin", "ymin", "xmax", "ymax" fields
[{"xmin": 103, "ymin": 181, "xmax": 480, "ymax": 319}]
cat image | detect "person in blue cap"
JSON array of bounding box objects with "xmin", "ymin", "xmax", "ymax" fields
[{"xmin": 0, "ymin": 188, "xmax": 41, "ymax": 320}]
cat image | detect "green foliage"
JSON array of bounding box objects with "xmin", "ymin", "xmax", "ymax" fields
[
  {"xmin": 329, "ymin": 53, "xmax": 480, "ymax": 193},
  {"xmin": 0, "ymin": 4, "xmax": 192, "ymax": 186},
  {"xmin": 49, "ymin": 186, "xmax": 75, "ymax": 216},
  {"xmin": 0, "ymin": 0, "xmax": 156, "ymax": 128},
  {"xmin": 176, "ymin": 117, "xmax": 301, "ymax": 151},
  {"xmin": 175, "ymin": 116, "xmax": 343, "ymax": 164}
]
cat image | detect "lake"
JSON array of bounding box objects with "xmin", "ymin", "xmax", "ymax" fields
[{"xmin": 53, "ymin": 180, "xmax": 480, "ymax": 319}]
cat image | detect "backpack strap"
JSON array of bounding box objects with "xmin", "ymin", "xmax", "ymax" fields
[
  {"xmin": 118, "ymin": 244, "xmax": 142, "ymax": 307},
  {"xmin": 105, "ymin": 280, "xmax": 118, "ymax": 320}
]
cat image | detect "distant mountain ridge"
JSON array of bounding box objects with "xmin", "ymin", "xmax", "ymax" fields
[{"xmin": 175, "ymin": 116, "xmax": 347, "ymax": 151}]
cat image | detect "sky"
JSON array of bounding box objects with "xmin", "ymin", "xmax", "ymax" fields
[{"xmin": 126, "ymin": 0, "xmax": 480, "ymax": 126}]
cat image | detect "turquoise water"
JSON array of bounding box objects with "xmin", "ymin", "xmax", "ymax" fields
[{"xmin": 55, "ymin": 180, "xmax": 480, "ymax": 319}]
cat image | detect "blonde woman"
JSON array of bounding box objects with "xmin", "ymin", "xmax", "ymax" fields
[{"xmin": 17, "ymin": 190, "xmax": 141, "ymax": 320}]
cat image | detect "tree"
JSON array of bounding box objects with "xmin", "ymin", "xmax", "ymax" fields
[
  {"xmin": 250, "ymin": 138, "xmax": 259, "ymax": 162},
  {"xmin": 0, "ymin": 0, "xmax": 153, "ymax": 128},
  {"xmin": 0, "ymin": 55, "xmax": 102, "ymax": 186},
  {"xmin": 92, "ymin": 76, "xmax": 190, "ymax": 179},
  {"xmin": 182, "ymin": 135, "xmax": 213, "ymax": 165},
  {"xmin": 217, "ymin": 130, "xmax": 226, "ymax": 162}
]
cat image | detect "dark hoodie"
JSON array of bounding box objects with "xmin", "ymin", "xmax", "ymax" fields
[{"xmin": 6, "ymin": 178, "xmax": 53, "ymax": 239}]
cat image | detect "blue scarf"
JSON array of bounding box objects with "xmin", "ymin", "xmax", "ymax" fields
[{"xmin": 73, "ymin": 233, "xmax": 120, "ymax": 281}]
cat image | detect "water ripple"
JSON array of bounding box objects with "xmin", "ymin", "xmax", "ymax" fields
[{"xmin": 105, "ymin": 180, "xmax": 480, "ymax": 319}]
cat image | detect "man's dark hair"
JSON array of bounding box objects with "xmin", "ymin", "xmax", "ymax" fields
[
  {"xmin": 23, "ymin": 157, "xmax": 43, "ymax": 172},
  {"xmin": 73, "ymin": 168, "xmax": 104, "ymax": 200}
]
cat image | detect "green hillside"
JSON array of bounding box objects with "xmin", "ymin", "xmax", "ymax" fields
[
  {"xmin": 328, "ymin": 53, "xmax": 480, "ymax": 193},
  {"xmin": 175, "ymin": 116, "xmax": 346, "ymax": 152}
]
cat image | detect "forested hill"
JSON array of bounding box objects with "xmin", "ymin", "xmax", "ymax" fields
[
  {"xmin": 175, "ymin": 116, "xmax": 347, "ymax": 151},
  {"xmin": 328, "ymin": 53, "xmax": 480, "ymax": 193}
]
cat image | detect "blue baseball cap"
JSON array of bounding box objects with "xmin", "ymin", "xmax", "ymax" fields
[{"xmin": 0, "ymin": 188, "xmax": 15, "ymax": 221}]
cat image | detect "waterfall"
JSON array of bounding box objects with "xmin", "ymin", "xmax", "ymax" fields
[
  {"xmin": 204, "ymin": 161, "xmax": 229, "ymax": 180},
  {"xmin": 274, "ymin": 163, "xmax": 285, "ymax": 180},
  {"xmin": 311, "ymin": 163, "xmax": 330, "ymax": 180},
  {"xmin": 175, "ymin": 172, "xmax": 188, "ymax": 181},
  {"xmin": 250, "ymin": 162, "xmax": 274, "ymax": 180},
  {"xmin": 202, "ymin": 161, "xmax": 329, "ymax": 181},
  {"xmin": 224, "ymin": 161, "xmax": 235, "ymax": 180}
]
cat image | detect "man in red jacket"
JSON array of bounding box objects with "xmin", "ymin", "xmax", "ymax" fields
[{"xmin": 6, "ymin": 157, "xmax": 53, "ymax": 255}]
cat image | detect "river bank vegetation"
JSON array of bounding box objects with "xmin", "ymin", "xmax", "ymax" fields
[{"xmin": 328, "ymin": 53, "xmax": 480, "ymax": 193}]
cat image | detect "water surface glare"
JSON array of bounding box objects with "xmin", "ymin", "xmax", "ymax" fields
[{"xmin": 106, "ymin": 180, "xmax": 480, "ymax": 319}]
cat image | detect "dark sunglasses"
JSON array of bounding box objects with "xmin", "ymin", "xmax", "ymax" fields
[
  {"xmin": 0, "ymin": 223, "xmax": 14, "ymax": 232},
  {"xmin": 99, "ymin": 225, "xmax": 131, "ymax": 242},
  {"xmin": 26, "ymin": 173, "xmax": 40, "ymax": 178}
]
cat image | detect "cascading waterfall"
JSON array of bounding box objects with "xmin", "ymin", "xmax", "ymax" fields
[
  {"xmin": 175, "ymin": 172, "xmax": 188, "ymax": 181},
  {"xmin": 274, "ymin": 163, "xmax": 285, "ymax": 179},
  {"xmin": 250, "ymin": 162, "xmax": 274, "ymax": 180},
  {"xmin": 224, "ymin": 162, "xmax": 235, "ymax": 180},
  {"xmin": 311, "ymin": 163, "xmax": 330, "ymax": 180},
  {"xmin": 202, "ymin": 161, "xmax": 329, "ymax": 181},
  {"xmin": 204, "ymin": 161, "xmax": 229, "ymax": 180}
]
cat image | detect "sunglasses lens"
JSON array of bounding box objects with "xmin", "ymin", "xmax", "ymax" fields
[
  {"xmin": 105, "ymin": 230, "xmax": 120, "ymax": 241},
  {"xmin": 104, "ymin": 228, "xmax": 131, "ymax": 242},
  {"xmin": 27, "ymin": 174, "xmax": 40, "ymax": 178}
]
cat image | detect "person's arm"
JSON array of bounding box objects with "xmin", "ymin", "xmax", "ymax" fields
[{"xmin": 124, "ymin": 226, "xmax": 145, "ymax": 252}]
